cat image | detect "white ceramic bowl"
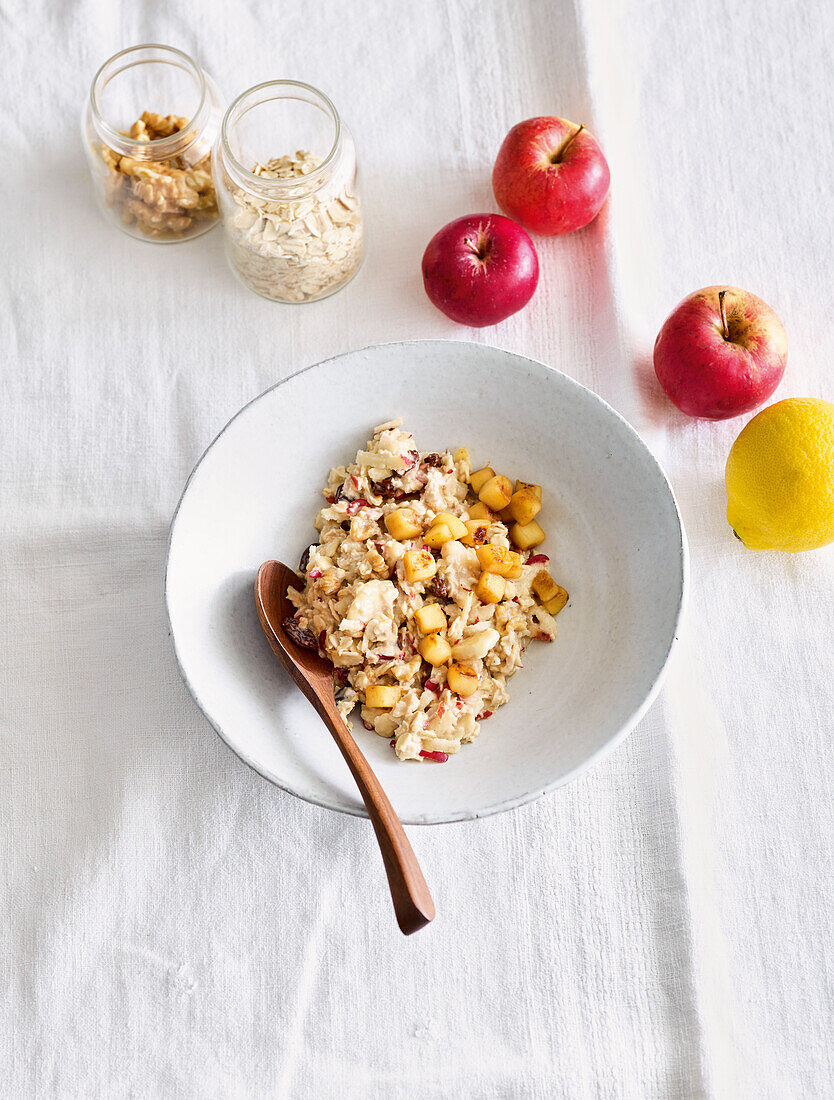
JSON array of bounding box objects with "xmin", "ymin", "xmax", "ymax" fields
[{"xmin": 166, "ymin": 341, "xmax": 686, "ymax": 824}]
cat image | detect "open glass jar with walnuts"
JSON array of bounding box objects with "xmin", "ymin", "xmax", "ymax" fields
[
  {"xmin": 82, "ymin": 44, "xmax": 224, "ymax": 242},
  {"xmin": 214, "ymin": 80, "xmax": 364, "ymax": 303}
]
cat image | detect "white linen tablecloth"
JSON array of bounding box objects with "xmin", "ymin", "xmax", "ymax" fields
[{"xmin": 2, "ymin": 0, "xmax": 832, "ymax": 1096}]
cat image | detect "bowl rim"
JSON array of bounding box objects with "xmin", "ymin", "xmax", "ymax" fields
[{"xmin": 165, "ymin": 339, "xmax": 688, "ymax": 825}]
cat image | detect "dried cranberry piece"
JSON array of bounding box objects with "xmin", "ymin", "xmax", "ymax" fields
[
  {"xmin": 282, "ymin": 616, "xmax": 318, "ymax": 651},
  {"xmin": 472, "ymin": 527, "xmax": 487, "ymax": 544},
  {"xmin": 428, "ymin": 575, "xmax": 449, "ymax": 600},
  {"xmin": 422, "ymin": 453, "xmax": 443, "ymax": 468},
  {"xmin": 420, "ymin": 750, "xmax": 449, "ymax": 763},
  {"xmin": 477, "ymin": 710, "xmax": 494, "ymax": 720},
  {"xmin": 362, "ymin": 719, "xmax": 374, "ymax": 731},
  {"xmin": 345, "ymin": 498, "xmax": 369, "ymax": 515},
  {"xmin": 526, "ymin": 554, "xmax": 550, "ymax": 564},
  {"xmin": 308, "ymin": 568, "xmax": 323, "ymax": 579},
  {"xmin": 424, "ymin": 680, "xmax": 441, "ymax": 695}
]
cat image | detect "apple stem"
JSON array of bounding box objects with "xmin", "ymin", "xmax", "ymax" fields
[
  {"xmin": 551, "ymin": 124, "xmax": 585, "ymax": 163},
  {"xmin": 464, "ymin": 229, "xmax": 492, "ymax": 263},
  {"xmin": 718, "ymin": 289, "xmax": 730, "ymax": 340}
]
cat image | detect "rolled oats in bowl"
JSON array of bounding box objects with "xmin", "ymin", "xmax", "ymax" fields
[
  {"xmin": 286, "ymin": 420, "xmax": 570, "ymax": 763},
  {"xmin": 216, "ymin": 82, "xmax": 364, "ymax": 303}
]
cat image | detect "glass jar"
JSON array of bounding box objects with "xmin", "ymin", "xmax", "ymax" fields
[
  {"xmin": 82, "ymin": 44, "xmax": 224, "ymax": 242},
  {"xmin": 214, "ymin": 81, "xmax": 364, "ymax": 303}
]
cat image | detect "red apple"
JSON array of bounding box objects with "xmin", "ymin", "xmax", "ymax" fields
[
  {"xmin": 421, "ymin": 213, "xmax": 539, "ymax": 327},
  {"xmin": 653, "ymin": 286, "xmax": 788, "ymax": 419},
  {"xmin": 492, "ymin": 116, "xmax": 610, "ymax": 235}
]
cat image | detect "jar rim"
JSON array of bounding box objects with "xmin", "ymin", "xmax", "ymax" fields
[
  {"xmin": 89, "ymin": 43, "xmax": 208, "ymax": 158},
  {"xmin": 219, "ymin": 80, "xmax": 342, "ymax": 195}
]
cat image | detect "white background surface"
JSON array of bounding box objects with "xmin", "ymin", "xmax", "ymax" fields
[{"xmin": 1, "ymin": 0, "xmax": 832, "ymax": 1096}]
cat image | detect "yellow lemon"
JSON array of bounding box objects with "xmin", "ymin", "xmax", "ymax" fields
[{"xmin": 725, "ymin": 398, "xmax": 834, "ymax": 551}]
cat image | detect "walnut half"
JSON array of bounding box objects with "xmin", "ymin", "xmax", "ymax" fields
[{"xmin": 98, "ymin": 110, "xmax": 217, "ymax": 238}]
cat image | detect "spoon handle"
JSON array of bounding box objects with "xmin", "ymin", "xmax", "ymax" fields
[{"xmin": 310, "ymin": 689, "xmax": 436, "ymax": 935}]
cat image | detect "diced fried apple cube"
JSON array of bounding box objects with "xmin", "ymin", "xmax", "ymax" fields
[
  {"xmin": 515, "ymin": 480, "xmax": 542, "ymax": 501},
  {"xmin": 447, "ymin": 663, "xmax": 479, "ymax": 697},
  {"xmin": 510, "ymin": 519, "xmax": 545, "ymax": 550},
  {"xmin": 476, "ymin": 544, "xmax": 516, "ymax": 576},
  {"xmin": 403, "ymin": 549, "xmax": 437, "ymax": 582},
  {"xmin": 505, "ymin": 551, "xmax": 523, "ymax": 579},
  {"xmin": 454, "ymin": 447, "xmax": 470, "ymax": 465},
  {"xmin": 498, "ymin": 504, "xmax": 514, "ymax": 522},
  {"xmin": 431, "ymin": 512, "xmax": 468, "ymax": 540},
  {"xmin": 414, "ymin": 604, "xmax": 447, "ymax": 634},
  {"xmin": 533, "ymin": 572, "xmax": 569, "ymax": 615},
  {"xmin": 474, "ymin": 571, "xmax": 506, "ymax": 603},
  {"xmin": 467, "ymin": 501, "xmax": 496, "ymax": 522},
  {"xmin": 509, "ymin": 488, "xmax": 542, "ymax": 526},
  {"xmin": 418, "ymin": 634, "xmax": 452, "ymax": 666},
  {"xmin": 384, "ymin": 507, "xmax": 422, "ymax": 541},
  {"xmin": 532, "ymin": 570, "xmax": 560, "ymax": 603},
  {"xmin": 469, "ymin": 466, "xmax": 495, "ymax": 494},
  {"xmin": 478, "ymin": 474, "xmax": 513, "ymax": 512},
  {"xmin": 365, "ymin": 685, "xmax": 400, "ymax": 708},
  {"xmin": 424, "ymin": 523, "xmax": 455, "ymax": 549},
  {"xmin": 544, "ymin": 591, "xmax": 568, "ymax": 615},
  {"xmin": 461, "ymin": 519, "xmax": 490, "ymax": 547}
]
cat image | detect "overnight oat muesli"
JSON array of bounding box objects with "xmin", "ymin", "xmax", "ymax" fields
[{"xmin": 286, "ymin": 420, "xmax": 570, "ymax": 762}]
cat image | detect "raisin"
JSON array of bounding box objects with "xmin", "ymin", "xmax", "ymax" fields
[
  {"xmin": 333, "ymin": 483, "xmax": 347, "ymax": 503},
  {"xmin": 473, "ymin": 527, "xmax": 487, "ymax": 544},
  {"xmin": 429, "ymin": 575, "xmax": 449, "ymax": 599},
  {"xmin": 282, "ymin": 616, "xmax": 318, "ymax": 650},
  {"xmin": 376, "ymin": 475, "xmax": 405, "ymax": 499},
  {"xmin": 299, "ymin": 545, "xmax": 314, "ymax": 573},
  {"xmin": 422, "ymin": 453, "xmax": 444, "ymax": 467}
]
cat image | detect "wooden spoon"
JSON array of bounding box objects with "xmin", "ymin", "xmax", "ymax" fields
[{"xmin": 255, "ymin": 560, "xmax": 435, "ymax": 935}]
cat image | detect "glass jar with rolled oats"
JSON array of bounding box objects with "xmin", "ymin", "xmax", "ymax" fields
[
  {"xmin": 214, "ymin": 81, "xmax": 364, "ymax": 303},
  {"xmin": 83, "ymin": 44, "xmax": 223, "ymax": 242}
]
